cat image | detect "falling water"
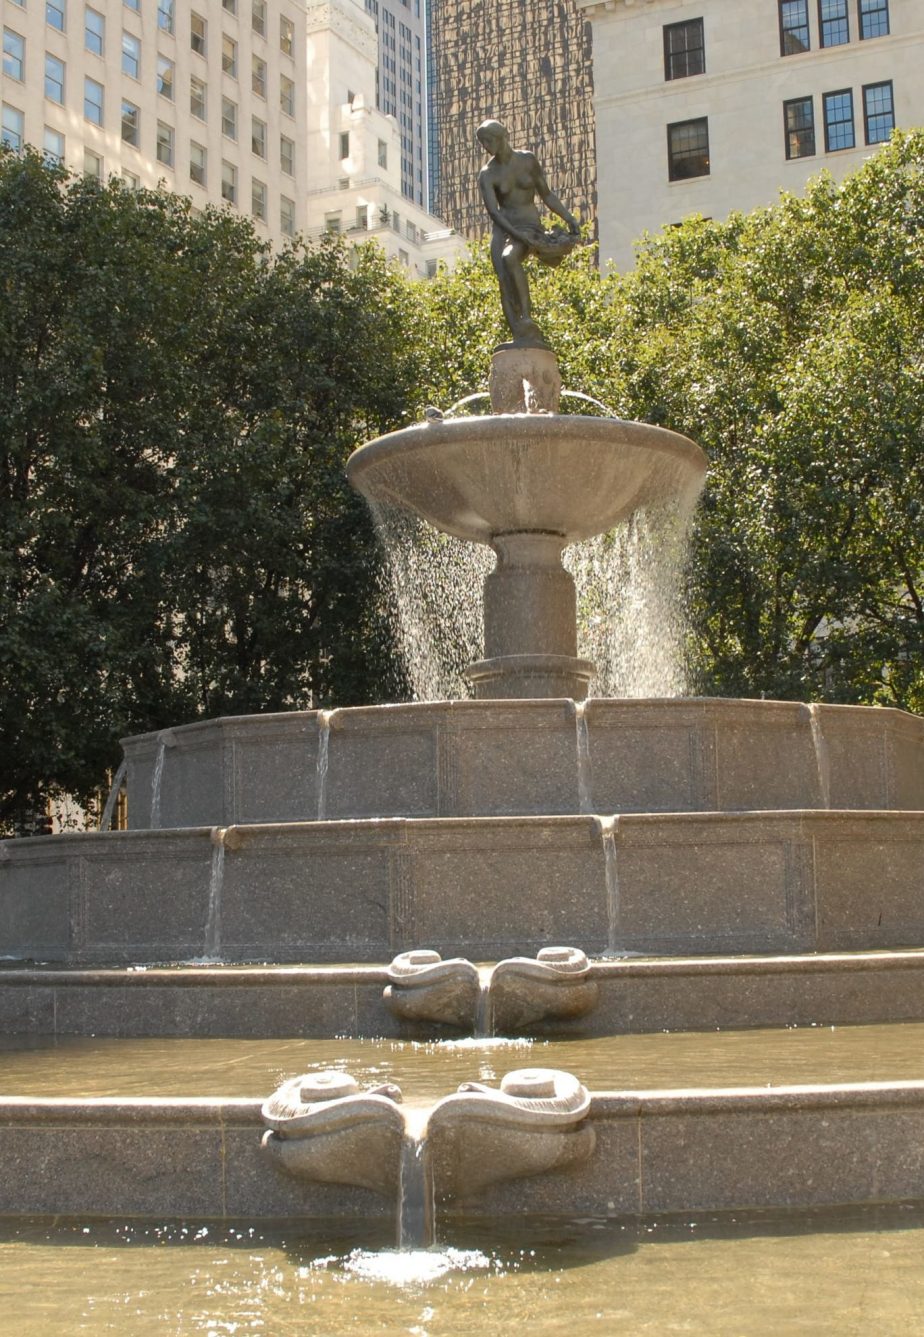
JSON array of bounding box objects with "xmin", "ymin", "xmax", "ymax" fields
[
  {"xmin": 473, "ymin": 965, "xmax": 494, "ymax": 1039},
  {"xmin": 573, "ymin": 701, "xmax": 594, "ymax": 814},
  {"xmin": 150, "ymin": 738, "xmax": 167, "ymax": 829},
  {"xmin": 599, "ymin": 817, "xmax": 621, "ymax": 956},
  {"xmin": 565, "ymin": 495, "xmax": 699, "ymax": 699},
  {"xmin": 202, "ymin": 831, "xmax": 225, "ymax": 961},
  {"xmin": 397, "ymin": 1114, "xmax": 435, "ymax": 1250},
  {"xmin": 99, "ymin": 759, "xmax": 127, "ymax": 832},
  {"xmin": 316, "ymin": 711, "xmax": 332, "ymax": 821},
  {"xmin": 808, "ymin": 704, "xmax": 832, "ymax": 809},
  {"xmin": 371, "ymin": 500, "xmax": 493, "ymax": 701}
]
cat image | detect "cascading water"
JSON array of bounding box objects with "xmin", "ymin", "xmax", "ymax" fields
[
  {"xmin": 202, "ymin": 829, "xmax": 226, "ymax": 962},
  {"xmin": 370, "ymin": 500, "xmax": 493, "ymax": 701},
  {"xmin": 397, "ymin": 1112, "xmax": 436, "ymax": 1250},
  {"xmin": 808, "ymin": 704, "xmax": 832, "ymax": 809},
  {"xmin": 598, "ymin": 816, "xmax": 622, "ymax": 956},
  {"xmin": 316, "ymin": 711, "xmax": 333, "ymax": 820},
  {"xmin": 150, "ymin": 738, "xmax": 167, "ymax": 829},
  {"xmin": 573, "ymin": 701, "xmax": 594, "ymax": 813},
  {"xmin": 474, "ymin": 965, "xmax": 494, "ymax": 1039}
]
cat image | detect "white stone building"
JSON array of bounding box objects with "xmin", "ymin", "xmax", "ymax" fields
[
  {"xmin": 1, "ymin": 0, "xmax": 461, "ymax": 271},
  {"xmin": 576, "ymin": 0, "xmax": 924, "ymax": 269}
]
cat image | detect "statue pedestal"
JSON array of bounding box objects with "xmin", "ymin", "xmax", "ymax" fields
[{"xmin": 489, "ymin": 348, "xmax": 561, "ymax": 414}]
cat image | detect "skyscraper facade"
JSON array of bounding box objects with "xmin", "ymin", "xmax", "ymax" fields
[
  {"xmin": 427, "ymin": 0, "xmax": 596, "ymax": 240},
  {"xmin": 364, "ymin": 0, "xmax": 428, "ymax": 207}
]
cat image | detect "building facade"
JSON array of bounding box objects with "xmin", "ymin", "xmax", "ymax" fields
[
  {"xmin": 428, "ymin": 0, "xmax": 596, "ymax": 240},
  {"xmin": 576, "ymin": 0, "xmax": 924, "ymax": 270},
  {"xmin": 363, "ymin": 0, "xmax": 426, "ymax": 207},
  {"xmin": 0, "ymin": 0, "xmax": 460, "ymax": 270}
]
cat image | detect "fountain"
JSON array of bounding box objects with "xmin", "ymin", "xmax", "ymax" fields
[{"xmin": 1, "ymin": 117, "xmax": 924, "ymax": 1328}]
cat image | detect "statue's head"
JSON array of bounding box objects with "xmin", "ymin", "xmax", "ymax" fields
[{"xmin": 476, "ymin": 120, "xmax": 508, "ymax": 155}]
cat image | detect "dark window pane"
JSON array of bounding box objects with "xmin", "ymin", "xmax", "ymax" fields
[
  {"xmin": 668, "ymin": 117, "xmax": 710, "ymax": 180},
  {"xmin": 784, "ymin": 96, "xmax": 816, "ymax": 158},
  {"xmin": 859, "ymin": 0, "xmax": 889, "ymax": 39},
  {"xmin": 823, "ymin": 89, "xmax": 855, "ymax": 151},
  {"xmin": 819, "ymin": 0, "xmax": 849, "ymax": 46},
  {"xmin": 780, "ymin": 0, "xmax": 810, "ymax": 54},
  {"xmin": 863, "ymin": 80, "xmax": 894, "ymax": 143},
  {"xmin": 664, "ymin": 18, "xmax": 705, "ymax": 80}
]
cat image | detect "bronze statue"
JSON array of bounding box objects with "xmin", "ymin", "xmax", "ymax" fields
[{"xmin": 477, "ymin": 120, "xmax": 581, "ymax": 349}]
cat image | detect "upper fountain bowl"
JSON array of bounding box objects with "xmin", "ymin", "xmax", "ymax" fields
[{"xmin": 346, "ymin": 415, "xmax": 708, "ymax": 545}]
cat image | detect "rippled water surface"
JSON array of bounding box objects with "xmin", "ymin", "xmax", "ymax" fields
[
  {"xmin": 2, "ymin": 1206, "xmax": 924, "ymax": 1335},
  {"xmin": 2, "ymin": 1022, "xmax": 924, "ymax": 1098}
]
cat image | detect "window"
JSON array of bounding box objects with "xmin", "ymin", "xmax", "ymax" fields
[
  {"xmin": 406, "ymin": 220, "xmax": 417, "ymax": 242},
  {"xmin": 391, "ymin": 210, "xmax": 400, "ymax": 233},
  {"xmin": 84, "ymin": 76, "xmax": 103, "ymax": 123},
  {"xmin": 45, "ymin": 54, "xmax": 65, "ymax": 104},
  {"xmin": 859, "ymin": 0, "xmax": 889, "ymax": 38},
  {"xmin": 823, "ymin": 88, "xmax": 855, "ymax": 150},
  {"xmin": 280, "ymin": 74, "xmax": 295, "ymax": 115},
  {"xmin": 222, "ymin": 35, "xmax": 237, "ymax": 76},
  {"xmin": 221, "ymin": 159, "xmax": 236, "ymax": 204},
  {"xmin": 222, "ymin": 0, "xmax": 236, "ymax": 12},
  {"xmin": 818, "ymin": 0, "xmax": 849, "ymax": 46},
  {"xmin": 124, "ymin": 0, "xmax": 139, "ymax": 12},
  {"xmin": 46, "ymin": 0, "xmax": 65, "ymax": 31},
  {"xmin": 378, "ymin": 139, "xmax": 387, "ymax": 168},
  {"xmin": 280, "ymin": 133, "xmax": 293, "ymax": 174},
  {"xmin": 863, "ymin": 80, "xmax": 894, "ymax": 143},
  {"xmin": 398, "ymin": 249, "xmax": 409, "ymax": 266},
  {"xmin": 157, "ymin": 0, "xmax": 173, "ymax": 34},
  {"xmin": 339, "ymin": 131, "xmax": 349, "ymax": 159},
  {"xmin": 122, "ymin": 30, "xmax": 139, "ymax": 77},
  {"xmin": 425, "ymin": 259, "xmax": 438, "ymax": 278},
  {"xmin": 221, "ymin": 96, "xmax": 236, "ymax": 139},
  {"xmin": 43, "ymin": 126, "xmax": 64, "ymax": 163},
  {"xmin": 279, "ymin": 14, "xmax": 293, "ymax": 54},
  {"xmin": 157, "ymin": 55, "xmax": 174, "ymax": 99},
  {"xmin": 3, "ymin": 29, "xmax": 24, "ymax": 81},
  {"xmin": 667, "ymin": 117, "xmax": 710, "ymax": 179},
  {"xmin": 190, "ymin": 140, "xmax": 206, "ymax": 186},
  {"xmin": 156, "ymin": 119, "xmax": 174, "ymax": 166},
  {"xmin": 664, "ymin": 18, "xmax": 705, "ymax": 80},
  {"xmin": 252, "ymin": 54, "xmax": 266, "ymax": 97},
  {"xmin": 251, "ymin": 177, "xmax": 266, "ymax": 220},
  {"xmin": 190, "ymin": 75, "xmax": 206, "ymax": 119},
  {"xmin": 779, "ymin": 0, "xmax": 810, "ymax": 53},
  {"xmin": 85, "ymin": 8, "xmax": 104, "ymax": 54},
  {"xmin": 251, "ymin": 0, "xmax": 265, "ymax": 35},
  {"xmin": 325, "ymin": 214, "xmax": 341, "ymax": 234},
  {"xmin": 122, "ymin": 169, "xmax": 139, "ymax": 187},
  {"xmin": 784, "ymin": 96, "xmax": 815, "ymax": 158},
  {"xmin": 356, "ymin": 204, "xmax": 368, "ymax": 229},
  {"xmin": 121, "ymin": 99, "xmax": 139, "ymax": 145},
  {"xmin": 251, "ymin": 115, "xmax": 266, "ymax": 157},
  {"xmin": 83, "ymin": 147, "xmax": 102, "ymax": 177},
  {"xmin": 190, "ymin": 12, "xmax": 206, "ymax": 56},
  {"xmin": 2, "ymin": 104, "xmax": 24, "ymax": 151},
  {"xmin": 280, "ymin": 195, "xmax": 295, "ymax": 237}
]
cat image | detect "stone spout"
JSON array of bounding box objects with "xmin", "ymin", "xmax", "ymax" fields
[
  {"xmin": 491, "ymin": 946, "xmax": 599, "ymax": 1032},
  {"xmin": 383, "ymin": 949, "xmax": 480, "ymax": 1029},
  {"xmin": 426, "ymin": 1067, "xmax": 595, "ymax": 1201},
  {"xmin": 261, "ymin": 1070, "xmax": 405, "ymax": 1196}
]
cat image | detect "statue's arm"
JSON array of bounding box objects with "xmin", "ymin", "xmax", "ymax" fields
[
  {"xmin": 478, "ymin": 171, "xmax": 534, "ymax": 247},
  {"xmin": 532, "ymin": 158, "xmax": 581, "ymax": 234}
]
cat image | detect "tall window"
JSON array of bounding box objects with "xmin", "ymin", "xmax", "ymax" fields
[
  {"xmin": 221, "ymin": 96, "xmax": 236, "ymax": 139},
  {"xmin": 157, "ymin": 55, "xmax": 174, "ymax": 100},
  {"xmin": 222, "ymin": 0, "xmax": 236, "ymax": 13},
  {"xmin": 664, "ymin": 18, "xmax": 705, "ymax": 80},
  {"xmin": 84, "ymin": 75, "xmax": 103, "ymax": 124},
  {"xmin": 156, "ymin": 120, "xmax": 174, "ymax": 166},
  {"xmin": 43, "ymin": 126, "xmax": 64, "ymax": 163},
  {"xmin": 157, "ymin": 0, "xmax": 173, "ymax": 34},
  {"xmin": 863, "ymin": 80, "xmax": 894, "ymax": 143},
  {"xmin": 85, "ymin": 8, "xmax": 104, "ymax": 54},
  {"xmin": 280, "ymin": 134, "xmax": 293, "ymax": 174},
  {"xmin": 121, "ymin": 99, "xmax": 139, "ymax": 145},
  {"xmin": 221, "ymin": 160, "xmax": 236, "ymax": 204},
  {"xmin": 1, "ymin": 104, "xmax": 24, "ymax": 151},
  {"xmin": 251, "ymin": 0, "xmax": 265, "ymax": 36},
  {"xmin": 818, "ymin": 0, "xmax": 849, "ymax": 46},
  {"xmin": 124, "ymin": 0, "xmax": 139, "ymax": 12},
  {"xmin": 378, "ymin": 139, "xmax": 387, "ymax": 168},
  {"xmin": 823, "ymin": 88, "xmax": 855, "ymax": 150},
  {"xmin": 46, "ymin": 0, "xmax": 65, "ymax": 31},
  {"xmin": 339, "ymin": 131, "xmax": 349, "ymax": 159},
  {"xmin": 779, "ymin": 0, "xmax": 810, "ymax": 53},
  {"xmin": 784, "ymin": 96, "xmax": 815, "ymax": 158},
  {"xmin": 251, "ymin": 115, "xmax": 266, "ymax": 157},
  {"xmin": 222, "ymin": 35, "xmax": 237, "ymax": 76},
  {"xmin": 122, "ymin": 31, "xmax": 139, "ymax": 77},
  {"xmin": 3, "ymin": 29, "xmax": 24, "ymax": 81},
  {"xmin": 83, "ymin": 147, "xmax": 102, "ymax": 177},
  {"xmin": 251, "ymin": 178, "xmax": 266, "ymax": 221},
  {"xmin": 45, "ymin": 54, "xmax": 65, "ymax": 104},
  {"xmin": 667, "ymin": 117, "xmax": 710, "ymax": 180},
  {"xmin": 280, "ymin": 74, "xmax": 294, "ymax": 115},
  {"xmin": 190, "ymin": 141, "xmax": 206, "ymax": 186},
  {"xmin": 280, "ymin": 195, "xmax": 295, "ymax": 237},
  {"xmin": 252, "ymin": 54, "xmax": 266, "ymax": 98},
  {"xmin": 190, "ymin": 12, "xmax": 206, "ymax": 56},
  {"xmin": 858, "ymin": 0, "xmax": 889, "ymax": 38},
  {"xmin": 190, "ymin": 75, "xmax": 206, "ymax": 119},
  {"xmin": 279, "ymin": 14, "xmax": 293, "ymax": 55}
]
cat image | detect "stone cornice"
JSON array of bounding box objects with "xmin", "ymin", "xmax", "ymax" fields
[
  {"xmin": 574, "ymin": 0, "xmax": 658, "ymax": 16},
  {"xmin": 304, "ymin": 0, "xmax": 378, "ymax": 62}
]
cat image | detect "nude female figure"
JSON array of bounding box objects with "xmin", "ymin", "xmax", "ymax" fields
[{"xmin": 477, "ymin": 119, "xmax": 581, "ymax": 349}]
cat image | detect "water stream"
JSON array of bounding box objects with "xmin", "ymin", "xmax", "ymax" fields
[
  {"xmin": 599, "ymin": 817, "xmax": 621, "ymax": 955},
  {"xmin": 474, "ymin": 966, "xmax": 494, "ymax": 1039},
  {"xmin": 316, "ymin": 711, "xmax": 333, "ymax": 820},
  {"xmin": 573, "ymin": 701, "xmax": 593, "ymax": 814},
  {"xmin": 201, "ymin": 832, "xmax": 225, "ymax": 962},
  {"xmin": 149, "ymin": 738, "xmax": 167, "ymax": 829},
  {"xmin": 809, "ymin": 704, "xmax": 832, "ymax": 808},
  {"xmin": 397, "ymin": 1111, "xmax": 436, "ymax": 1250}
]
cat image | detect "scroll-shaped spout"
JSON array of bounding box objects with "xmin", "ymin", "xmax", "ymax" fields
[
  {"xmin": 383, "ymin": 949, "xmax": 480, "ymax": 1030},
  {"xmin": 261, "ymin": 1070, "xmax": 405, "ymax": 1196},
  {"xmin": 490, "ymin": 946, "xmax": 599, "ymax": 1032},
  {"xmin": 426, "ymin": 1067, "xmax": 595, "ymax": 1201}
]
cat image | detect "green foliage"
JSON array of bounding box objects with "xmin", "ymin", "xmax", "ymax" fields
[{"xmin": 0, "ymin": 149, "xmax": 413, "ymax": 830}]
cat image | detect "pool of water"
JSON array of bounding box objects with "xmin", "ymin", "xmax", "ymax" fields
[
  {"xmin": 2, "ymin": 1022, "xmax": 924, "ymax": 1099},
  {"xmin": 2, "ymin": 1205, "xmax": 924, "ymax": 1334}
]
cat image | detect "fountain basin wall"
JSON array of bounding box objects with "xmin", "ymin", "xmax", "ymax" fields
[
  {"xmin": 120, "ymin": 700, "xmax": 924, "ymax": 828},
  {"xmin": 2, "ymin": 1083, "xmax": 924, "ymax": 1219},
  {"xmin": 3, "ymin": 811, "xmax": 924, "ymax": 964}
]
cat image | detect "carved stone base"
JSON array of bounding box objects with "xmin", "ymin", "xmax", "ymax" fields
[
  {"xmin": 489, "ymin": 348, "xmax": 562, "ymax": 414},
  {"xmin": 465, "ymin": 653, "xmax": 595, "ymax": 701}
]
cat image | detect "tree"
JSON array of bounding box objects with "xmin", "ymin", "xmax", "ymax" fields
[{"xmin": 0, "ymin": 150, "xmax": 414, "ymax": 831}]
